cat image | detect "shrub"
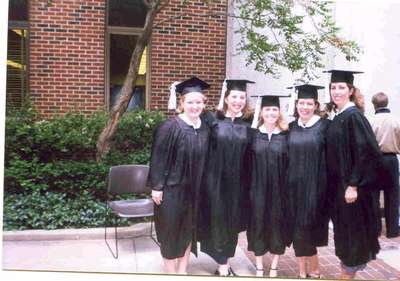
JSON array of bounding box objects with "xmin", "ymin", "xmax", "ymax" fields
[{"xmin": 3, "ymin": 107, "xmax": 165, "ymax": 230}]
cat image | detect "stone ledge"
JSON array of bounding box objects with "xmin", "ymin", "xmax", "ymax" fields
[{"xmin": 3, "ymin": 222, "xmax": 152, "ymax": 241}]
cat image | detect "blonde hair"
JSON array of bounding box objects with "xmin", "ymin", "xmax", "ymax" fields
[
  {"xmin": 258, "ymin": 110, "xmax": 288, "ymax": 131},
  {"xmin": 218, "ymin": 90, "xmax": 253, "ymax": 119},
  {"xmin": 176, "ymin": 93, "xmax": 207, "ymax": 114}
]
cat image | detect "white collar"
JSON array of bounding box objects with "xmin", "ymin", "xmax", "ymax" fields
[
  {"xmin": 178, "ymin": 113, "xmax": 201, "ymax": 129},
  {"xmin": 259, "ymin": 125, "xmax": 281, "ymax": 134},
  {"xmin": 337, "ymin": 101, "xmax": 355, "ymax": 115},
  {"xmin": 259, "ymin": 125, "xmax": 281, "ymax": 140},
  {"xmin": 225, "ymin": 111, "xmax": 243, "ymax": 118},
  {"xmin": 297, "ymin": 115, "xmax": 320, "ymax": 128}
]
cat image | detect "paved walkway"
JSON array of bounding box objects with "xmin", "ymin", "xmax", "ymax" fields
[{"xmin": 2, "ymin": 221, "xmax": 400, "ymax": 280}]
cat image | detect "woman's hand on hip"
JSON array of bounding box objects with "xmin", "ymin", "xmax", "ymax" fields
[
  {"xmin": 151, "ymin": 190, "xmax": 163, "ymax": 205},
  {"xmin": 344, "ymin": 186, "xmax": 358, "ymax": 204}
]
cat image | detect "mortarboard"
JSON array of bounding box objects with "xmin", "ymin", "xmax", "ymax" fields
[
  {"xmin": 250, "ymin": 94, "xmax": 290, "ymax": 128},
  {"xmin": 323, "ymin": 69, "xmax": 363, "ymax": 85},
  {"xmin": 217, "ymin": 79, "xmax": 255, "ymax": 110},
  {"xmin": 226, "ymin": 79, "xmax": 255, "ymax": 91},
  {"xmin": 168, "ymin": 76, "xmax": 210, "ymax": 110}
]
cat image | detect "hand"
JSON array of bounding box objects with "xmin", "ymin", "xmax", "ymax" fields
[
  {"xmin": 344, "ymin": 186, "xmax": 358, "ymax": 204},
  {"xmin": 151, "ymin": 190, "xmax": 163, "ymax": 205}
]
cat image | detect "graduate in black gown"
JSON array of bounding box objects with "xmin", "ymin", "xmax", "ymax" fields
[
  {"xmin": 325, "ymin": 70, "xmax": 382, "ymax": 279},
  {"xmin": 199, "ymin": 79, "xmax": 254, "ymax": 276},
  {"xmin": 246, "ymin": 94, "xmax": 290, "ymax": 278},
  {"xmin": 148, "ymin": 77, "xmax": 210, "ymax": 274},
  {"xmin": 287, "ymin": 84, "xmax": 330, "ymax": 278}
]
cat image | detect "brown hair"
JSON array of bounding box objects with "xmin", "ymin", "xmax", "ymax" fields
[
  {"xmin": 326, "ymin": 83, "xmax": 365, "ymax": 113},
  {"xmin": 257, "ymin": 109, "xmax": 288, "ymax": 131},
  {"xmin": 371, "ymin": 92, "xmax": 388, "ymax": 109},
  {"xmin": 217, "ymin": 90, "xmax": 253, "ymax": 119},
  {"xmin": 176, "ymin": 93, "xmax": 207, "ymax": 113},
  {"xmin": 293, "ymin": 98, "xmax": 323, "ymax": 119}
]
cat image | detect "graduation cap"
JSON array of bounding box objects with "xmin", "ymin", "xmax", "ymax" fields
[
  {"xmin": 217, "ymin": 79, "xmax": 255, "ymax": 110},
  {"xmin": 323, "ymin": 69, "xmax": 363, "ymax": 85},
  {"xmin": 287, "ymin": 84, "xmax": 324, "ymax": 116},
  {"xmin": 226, "ymin": 79, "xmax": 255, "ymax": 91},
  {"xmin": 168, "ymin": 76, "xmax": 210, "ymax": 110},
  {"xmin": 251, "ymin": 94, "xmax": 290, "ymax": 128}
]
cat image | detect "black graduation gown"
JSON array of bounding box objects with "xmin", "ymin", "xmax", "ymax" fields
[
  {"xmin": 199, "ymin": 111, "xmax": 252, "ymax": 260},
  {"xmin": 148, "ymin": 116, "xmax": 209, "ymax": 259},
  {"xmin": 247, "ymin": 129, "xmax": 290, "ymax": 256},
  {"xmin": 287, "ymin": 118, "xmax": 330, "ymax": 248},
  {"xmin": 326, "ymin": 106, "xmax": 382, "ymax": 267}
]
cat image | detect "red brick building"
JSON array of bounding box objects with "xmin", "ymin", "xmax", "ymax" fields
[{"xmin": 6, "ymin": 0, "xmax": 227, "ymax": 117}]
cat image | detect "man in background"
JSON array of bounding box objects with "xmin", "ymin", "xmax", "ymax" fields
[{"xmin": 370, "ymin": 92, "xmax": 400, "ymax": 238}]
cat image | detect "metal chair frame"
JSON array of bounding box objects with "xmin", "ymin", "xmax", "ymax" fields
[{"xmin": 104, "ymin": 164, "xmax": 159, "ymax": 259}]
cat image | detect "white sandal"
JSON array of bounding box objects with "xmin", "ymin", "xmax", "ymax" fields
[
  {"xmin": 269, "ymin": 267, "xmax": 278, "ymax": 277},
  {"xmin": 255, "ymin": 267, "xmax": 264, "ymax": 277}
]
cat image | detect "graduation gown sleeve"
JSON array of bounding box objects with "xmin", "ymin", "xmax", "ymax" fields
[
  {"xmin": 147, "ymin": 119, "xmax": 178, "ymax": 191},
  {"xmin": 347, "ymin": 112, "xmax": 383, "ymax": 188}
]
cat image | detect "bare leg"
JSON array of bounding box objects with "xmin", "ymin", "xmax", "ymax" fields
[
  {"xmin": 269, "ymin": 254, "xmax": 280, "ymax": 277},
  {"xmin": 176, "ymin": 243, "xmax": 192, "ymax": 274},
  {"xmin": 309, "ymin": 254, "xmax": 320, "ymax": 277},
  {"xmin": 254, "ymin": 255, "xmax": 264, "ymax": 276},
  {"xmin": 255, "ymin": 255, "xmax": 264, "ymax": 270},
  {"xmin": 163, "ymin": 257, "xmax": 177, "ymax": 274},
  {"xmin": 298, "ymin": 256, "xmax": 308, "ymax": 278}
]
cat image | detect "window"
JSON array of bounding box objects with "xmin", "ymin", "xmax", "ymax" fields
[
  {"xmin": 106, "ymin": 0, "xmax": 149, "ymax": 111},
  {"xmin": 6, "ymin": 0, "xmax": 29, "ymax": 110}
]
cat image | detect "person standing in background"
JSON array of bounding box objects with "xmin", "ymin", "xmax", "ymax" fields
[{"xmin": 370, "ymin": 92, "xmax": 400, "ymax": 238}]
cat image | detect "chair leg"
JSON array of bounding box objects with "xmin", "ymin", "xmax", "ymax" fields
[
  {"xmin": 104, "ymin": 204, "xmax": 119, "ymax": 259},
  {"xmin": 150, "ymin": 216, "xmax": 160, "ymax": 247}
]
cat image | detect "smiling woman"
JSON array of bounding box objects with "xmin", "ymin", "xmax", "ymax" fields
[
  {"xmin": 287, "ymin": 84, "xmax": 330, "ymax": 279},
  {"xmin": 148, "ymin": 76, "xmax": 210, "ymax": 274}
]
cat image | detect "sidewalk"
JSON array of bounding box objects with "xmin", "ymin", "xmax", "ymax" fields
[{"xmin": 2, "ymin": 222, "xmax": 400, "ymax": 280}]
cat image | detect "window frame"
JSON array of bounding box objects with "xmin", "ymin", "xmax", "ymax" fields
[
  {"xmin": 7, "ymin": 20, "xmax": 30, "ymax": 110},
  {"xmin": 105, "ymin": 1, "xmax": 151, "ymax": 111}
]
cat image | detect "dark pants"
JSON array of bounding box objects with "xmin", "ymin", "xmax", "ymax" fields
[{"xmin": 374, "ymin": 153, "xmax": 399, "ymax": 238}]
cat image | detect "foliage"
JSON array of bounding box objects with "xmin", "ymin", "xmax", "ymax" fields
[
  {"xmin": 234, "ymin": 0, "xmax": 360, "ymax": 80},
  {"xmin": 3, "ymin": 108, "xmax": 165, "ymax": 230}
]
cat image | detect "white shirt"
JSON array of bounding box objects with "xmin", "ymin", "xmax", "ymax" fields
[
  {"xmin": 259, "ymin": 125, "xmax": 281, "ymax": 140},
  {"xmin": 225, "ymin": 111, "xmax": 243, "ymax": 118},
  {"xmin": 336, "ymin": 101, "xmax": 356, "ymax": 115},
  {"xmin": 297, "ymin": 115, "xmax": 321, "ymax": 128},
  {"xmin": 369, "ymin": 109, "xmax": 400, "ymax": 154},
  {"xmin": 178, "ymin": 113, "xmax": 201, "ymax": 129}
]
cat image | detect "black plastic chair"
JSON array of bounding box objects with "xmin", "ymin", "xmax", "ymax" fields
[{"xmin": 104, "ymin": 164, "xmax": 158, "ymax": 259}]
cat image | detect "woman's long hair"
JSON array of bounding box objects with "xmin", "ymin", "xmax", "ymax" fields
[
  {"xmin": 326, "ymin": 83, "xmax": 365, "ymax": 113},
  {"xmin": 293, "ymin": 99, "xmax": 323, "ymax": 119}
]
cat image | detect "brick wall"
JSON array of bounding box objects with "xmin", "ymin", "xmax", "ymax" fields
[
  {"xmin": 150, "ymin": 0, "xmax": 227, "ymax": 114},
  {"xmin": 29, "ymin": 0, "xmax": 105, "ymax": 118}
]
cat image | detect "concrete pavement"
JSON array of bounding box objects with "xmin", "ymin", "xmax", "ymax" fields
[{"xmin": 2, "ymin": 222, "xmax": 400, "ymax": 280}]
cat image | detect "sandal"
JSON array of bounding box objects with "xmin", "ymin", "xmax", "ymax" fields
[
  {"xmin": 309, "ymin": 272, "xmax": 322, "ymax": 278},
  {"xmin": 269, "ymin": 267, "xmax": 278, "ymax": 278},
  {"xmin": 255, "ymin": 267, "xmax": 264, "ymax": 277},
  {"xmin": 228, "ymin": 267, "xmax": 238, "ymax": 276},
  {"xmin": 298, "ymin": 274, "xmax": 310, "ymax": 278}
]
